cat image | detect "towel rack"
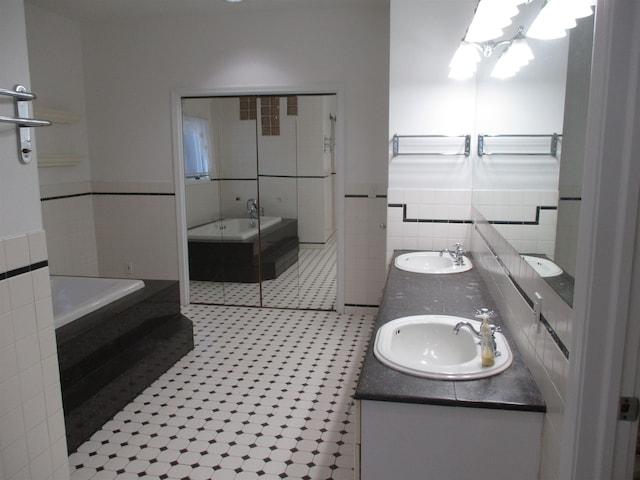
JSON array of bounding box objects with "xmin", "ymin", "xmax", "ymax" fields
[
  {"xmin": 0, "ymin": 84, "xmax": 51, "ymax": 164},
  {"xmin": 478, "ymin": 133, "xmax": 561, "ymax": 158},
  {"xmin": 392, "ymin": 134, "xmax": 471, "ymax": 157}
]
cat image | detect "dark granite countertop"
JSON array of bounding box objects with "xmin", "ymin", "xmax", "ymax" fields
[{"xmin": 354, "ymin": 251, "xmax": 546, "ymax": 413}]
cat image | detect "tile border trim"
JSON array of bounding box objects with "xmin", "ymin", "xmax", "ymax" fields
[
  {"xmin": 388, "ymin": 203, "xmax": 555, "ymax": 226},
  {"xmin": 475, "ymin": 223, "xmax": 569, "ymax": 360},
  {"xmin": 1, "ymin": 259, "xmax": 49, "ymax": 281}
]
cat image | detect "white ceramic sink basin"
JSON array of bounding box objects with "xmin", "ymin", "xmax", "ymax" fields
[
  {"xmin": 394, "ymin": 251, "xmax": 472, "ymax": 274},
  {"xmin": 373, "ymin": 315, "xmax": 513, "ymax": 380},
  {"xmin": 521, "ymin": 255, "xmax": 562, "ymax": 278}
]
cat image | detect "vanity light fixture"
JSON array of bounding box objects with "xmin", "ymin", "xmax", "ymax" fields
[
  {"xmin": 449, "ymin": 27, "xmax": 533, "ymax": 79},
  {"xmin": 449, "ymin": 0, "xmax": 594, "ymax": 79},
  {"xmin": 464, "ymin": 0, "xmax": 527, "ymax": 43},
  {"xmin": 490, "ymin": 30, "xmax": 535, "ymax": 78}
]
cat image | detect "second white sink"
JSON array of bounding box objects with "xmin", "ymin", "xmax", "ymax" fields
[
  {"xmin": 395, "ymin": 251, "xmax": 472, "ymax": 274},
  {"xmin": 521, "ymin": 255, "xmax": 563, "ymax": 277}
]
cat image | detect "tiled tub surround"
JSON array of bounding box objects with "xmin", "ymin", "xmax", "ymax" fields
[
  {"xmin": 68, "ymin": 305, "xmax": 375, "ymax": 480},
  {"xmin": 56, "ymin": 280, "xmax": 194, "ymax": 453},
  {"xmin": 40, "ymin": 183, "xmax": 99, "ymax": 277},
  {"xmin": 0, "ymin": 231, "xmax": 71, "ymax": 480},
  {"xmin": 355, "ymin": 251, "xmax": 545, "ymax": 479},
  {"xmin": 40, "ymin": 182, "xmax": 179, "ymax": 281}
]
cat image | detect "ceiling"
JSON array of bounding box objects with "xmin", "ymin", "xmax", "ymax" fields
[{"xmin": 25, "ymin": 0, "xmax": 389, "ymax": 23}]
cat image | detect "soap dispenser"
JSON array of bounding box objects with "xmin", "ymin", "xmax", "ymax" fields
[{"xmin": 475, "ymin": 309, "xmax": 495, "ymax": 367}]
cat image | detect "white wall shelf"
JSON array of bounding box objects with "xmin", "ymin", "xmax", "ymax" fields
[
  {"xmin": 33, "ymin": 108, "xmax": 85, "ymax": 167},
  {"xmin": 37, "ymin": 154, "xmax": 85, "ymax": 167},
  {"xmin": 34, "ymin": 107, "xmax": 81, "ymax": 124}
]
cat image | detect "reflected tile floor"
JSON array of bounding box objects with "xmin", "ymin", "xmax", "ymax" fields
[
  {"xmin": 69, "ymin": 304, "xmax": 374, "ymax": 480},
  {"xmin": 190, "ymin": 236, "xmax": 337, "ymax": 311}
]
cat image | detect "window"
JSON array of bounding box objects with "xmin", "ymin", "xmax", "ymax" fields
[{"xmin": 183, "ymin": 116, "xmax": 213, "ymax": 180}]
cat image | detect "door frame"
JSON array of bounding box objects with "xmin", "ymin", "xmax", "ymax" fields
[
  {"xmin": 560, "ymin": 0, "xmax": 640, "ymax": 477},
  {"xmin": 170, "ymin": 84, "xmax": 345, "ymax": 312}
]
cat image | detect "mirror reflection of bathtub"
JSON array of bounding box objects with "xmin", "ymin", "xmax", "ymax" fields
[{"xmin": 187, "ymin": 216, "xmax": 299, "ymax": 283}]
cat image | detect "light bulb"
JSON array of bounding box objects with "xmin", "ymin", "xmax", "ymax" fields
[
  {"xmin": 527, "ymin": 1, "xmax": 571, "ymax": 39},
  {"xmin": 449, "ymin": 42, "xmax": 481, "ymax": 70},
  {"xmin": 508, "ymin": 38, "xmax": 534, "ymax": 65}
]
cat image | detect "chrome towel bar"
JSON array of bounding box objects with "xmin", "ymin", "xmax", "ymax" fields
[
  {"xmin": 478, "ymin": 133, "xmax": 561, "ymax": 158},
  {"xmin": 392, "ymin": 134, "xmax": 471, "ymax": 157},
  {"xmin": 0, "ymin": 84, "xmax": 51, "ymax": 164}
]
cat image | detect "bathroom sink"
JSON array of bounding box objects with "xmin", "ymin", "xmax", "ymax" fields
[
  {"xmin": 521, "ymin": 255, "xmax": 562, "ymax": 277},
  {"xmin": 394, "ymin": 251, "xmax": 472, "ymax": 274},
  {"xmin": 373, "ymin": 315, "xmax": 513, "ymax": 380}
]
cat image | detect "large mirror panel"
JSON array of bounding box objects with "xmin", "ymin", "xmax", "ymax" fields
[
  {"xmin": 183, "ymin": 96, "xmax": 261, "ymax": 306},
  {"xmin": 182, "ymin": 94, "xmax": 337, "ymax": 310},
  {"xmin": 258, "ymin": 95, "xmax": 337, "ymax": 310},
  {"xmin": 472, "ymin": 6, "xmax": 594, "ymax": 307}
]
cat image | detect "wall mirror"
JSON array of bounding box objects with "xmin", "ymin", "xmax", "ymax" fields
[
  {"xmin": 182, "ymin": 94, "xmax": 337, "ymax": 310},
  {"xmin": 472, "ymin": 5, "xmax": 594, "ymax": 308}
]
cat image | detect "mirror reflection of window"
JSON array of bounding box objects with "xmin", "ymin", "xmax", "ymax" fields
[{"xmin": 183, "ymin": 116, "xmax": 213, "ymax": 180}]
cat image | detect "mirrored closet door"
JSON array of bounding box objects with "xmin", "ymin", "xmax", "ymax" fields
[{"xmin": 182, "ymin": 94, "xmax": 337, "ymax": 310}]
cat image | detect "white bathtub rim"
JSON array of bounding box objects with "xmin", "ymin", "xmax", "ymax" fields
[
  {"xmin": 187, "ymin": 216, "xmax": 282, "ymax": 241},
  {"xmin": 51, "ymin": 276, "xmax": 145, "ymax": 330}
]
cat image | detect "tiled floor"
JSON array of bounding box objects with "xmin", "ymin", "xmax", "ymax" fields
[
  {"xmin": 68, "ymin": 304, "xmax": 374, "ymax": 480},
  {"xmin": 190, "ymin": 237, "xmax": 336, "ymax": 311}
]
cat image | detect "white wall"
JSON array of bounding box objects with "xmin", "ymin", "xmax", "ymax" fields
[
  {"xmin": 387, "ymin": 0, "xmax": 477, "ymax": 262},
  {"xmin": 0, "ymin": 2, "xmax": 70, "ymax": 479},
  {"xmin": 79, "ymin": 3, "xmax": 389, "ymax": 303},
  {"xmin": 25, "ymin": 3, "xmax": 99, "ymax": 276}
]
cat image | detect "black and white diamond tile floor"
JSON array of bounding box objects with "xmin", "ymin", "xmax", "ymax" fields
[{"xmin": 68, "ymin": 304, "xmax": 374, "ymax": 480}]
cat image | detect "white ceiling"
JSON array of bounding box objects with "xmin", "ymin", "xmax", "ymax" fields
[{"xmin": 25, "ymin": 0, "xmax": 389, "ymax": 22}]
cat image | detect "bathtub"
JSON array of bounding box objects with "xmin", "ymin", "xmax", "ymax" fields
[
  {"xmin": 187, "ymin": 216, "xmax": 282, "ymax": 241},
  {"xmin": 51, "ymin": 275, "xmax": 145, "ymax": 329},
  {"xmin": 52, "ymin": 277, "xmax": 193, "ymax": 453}
]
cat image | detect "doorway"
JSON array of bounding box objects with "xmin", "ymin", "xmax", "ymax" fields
[{"xmin": 174, "ymin": 92, "xmax": 339, "ymax": 311}]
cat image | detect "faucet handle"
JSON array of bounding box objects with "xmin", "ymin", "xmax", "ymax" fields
[{"xmin": 474, "ymin": 308, "xmax": 495, "ymax": 319}]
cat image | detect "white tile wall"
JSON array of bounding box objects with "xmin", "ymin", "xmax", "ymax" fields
[
  {"xmin": 386, "ymin": 188, "xmax": 472, "ymax": 264},
  {"xmin": 0, "ymin": 231, "xmax": 70, "ymax": 480},
  {"xmin": 471, "ymin": 214, "xmax": 571, "ymax": 480},
  {"xmin": 474, "ymin": 189, "xmax": 558, "ymax": 258},
  {"xmin": 93, "ymin": 193, "xmax": 179, "ymax": 280},
  {"xmin": 345, "ymin": 197, "xmax": 387, "ymax": 309},
  {"xmin": 41, "ymin": 194, "xmax": 99, "ymax": 277}
]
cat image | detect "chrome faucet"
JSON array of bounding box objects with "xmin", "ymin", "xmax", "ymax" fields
[
  {"xmin": 453, "ymin": 309, "xmax": 502, "ymax": 357},
  {"xmin": 453, "ymin": 321, "xmax": 482, "ymax": 338},
  {"xmin": 440, "ymin": 242, "xmax": 466, "ymax": 265},
  {"xmin": 247, "ymin": 198, "xmax": 259, "ymax": 219}
]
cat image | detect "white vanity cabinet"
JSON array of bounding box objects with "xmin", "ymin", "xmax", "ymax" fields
[{"xmin": 355, "ymin": 399, "xmax": 543, "ymax": 480}]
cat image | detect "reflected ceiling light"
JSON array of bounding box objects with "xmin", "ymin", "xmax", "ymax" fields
[
  {"xmin": 491, "ymin": 35, "xmax": 534, "ymax": 78},
  {"xmin": 465, "ymin": 0, "xmax": 526, "ymax": 42},
  {"xmin": 526, "ymin": 0, "xmax": 594, "ymax": 40},
  {"xmin": 449, "ymin": 26, "xmax": 532, "ymax": 80},
  {"xmin": 448, "ymin": 42, "xmax": 482, "ymax": 79},
  {"xmin": 449, "ymin": 0, "xmax": 594, "ymax": 80}
]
